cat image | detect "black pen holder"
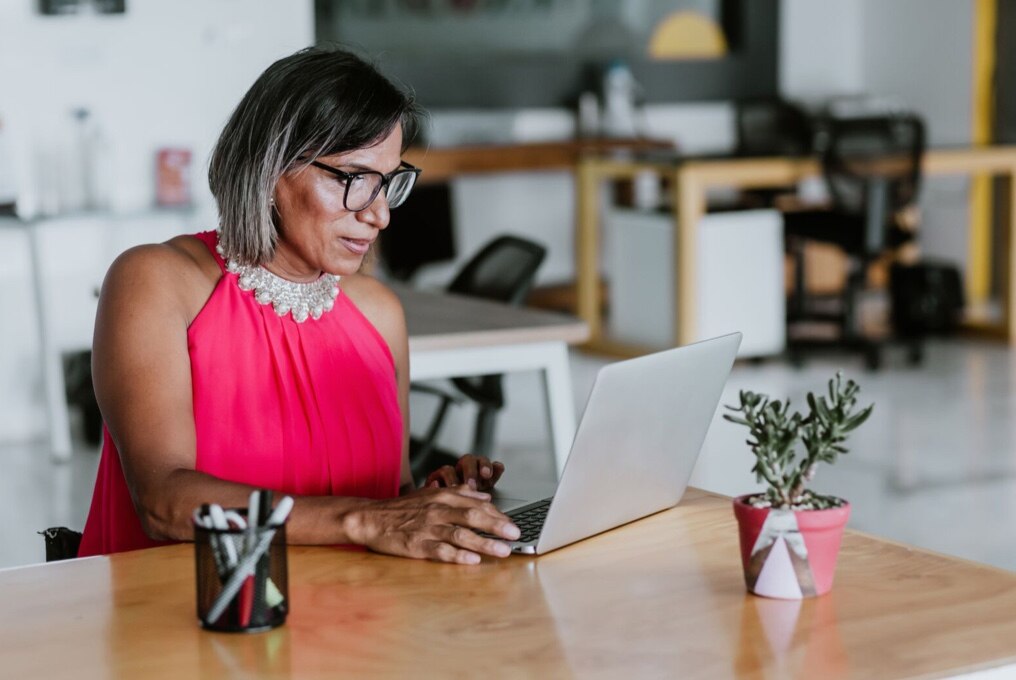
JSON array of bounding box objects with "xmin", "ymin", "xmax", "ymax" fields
[{"xmin": 194, "ymin": 513, "xmax": 289, "ymax": 633}]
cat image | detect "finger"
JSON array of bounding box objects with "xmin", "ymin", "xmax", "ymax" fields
[
  {"xmin": 447, "ymin": 504, "xmax": 520, "ymax": 541},
  {"xmin": 473, "ymin": 459, "xmax": 502, "ymax": 490},
  {"xmin": 489, "ymin": 461, "xmax": 505, "ymax": 486},
  {"xmin": 425, "ymin": 540, "xmax": 481, "ymax": 565},
  {"xmin": 432, "ymin": 485, "xmax": 492, "ymax": 503},
  {"xmin": 425, "ymin": 468, "xmax": 455, "ymax": 488},
  {"xmin": 440, "ymin": 525, "xmax": 512, "ymax": 559},
  {"xmin": 440, "ymin": 465, "xmax": 459, "ymax": 487},
  {"xmin": 458, "ymin": 455, "xmax": 479, "ymax": 485}
]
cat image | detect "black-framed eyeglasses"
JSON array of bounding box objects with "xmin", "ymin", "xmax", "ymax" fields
[{"xmin": 309, "ymin": 159, "xmax": 421, "ymax": 212}]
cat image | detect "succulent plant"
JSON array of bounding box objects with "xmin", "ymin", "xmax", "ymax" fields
[{"xmin": 723, "ymin": 372, "xmax": 873, "ymax": 510}]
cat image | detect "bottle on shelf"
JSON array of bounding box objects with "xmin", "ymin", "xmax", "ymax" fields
[{"xmin": 601, "ymin": 59, "xmax": 639, "ymax": 139}]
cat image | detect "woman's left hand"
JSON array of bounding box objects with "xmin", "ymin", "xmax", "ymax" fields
[{"xmin": 425, "ymin": 454, "xmax": 505, "ymax": 492}]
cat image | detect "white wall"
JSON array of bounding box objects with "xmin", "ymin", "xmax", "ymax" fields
[
  {"xmin": 861, "ymin": 0, "xmax": 974, "ymax": 269},
  {"xmin": 0, "ymin": 0, "xmax": 314, "ymax": 218},
  {"xmin": 779, "ymin": 0, "xmax": 865, "ymax": 102},
  {"xmin": 0, "ymin": 1, "xmax": 314, "ymax": 444},
  {"xmin": 414, "ymin": 101, "xmax": 736, "ymax": 289},
  {"xmin": 780, "ymin": 0, "xmax": 975, "ymax": 281}
]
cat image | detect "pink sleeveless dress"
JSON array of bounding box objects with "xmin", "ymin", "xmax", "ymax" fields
[{"xmin": 78, "ymin": 231, "xmax": 403, "ymax": 556}]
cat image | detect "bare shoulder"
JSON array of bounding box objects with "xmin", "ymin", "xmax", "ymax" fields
[
  {"xmin": 100, "ymin": 235, "xmax": 221, "ymax": 324},
  {"xmin": 340, "ymin": 274, "xmax": 406, "ymax": 340}
]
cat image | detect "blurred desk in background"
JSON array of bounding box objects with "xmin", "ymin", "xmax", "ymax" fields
[
  {"xmin": 5, "ymin": 488, "xmax": 1016, "ymax": 678},
  {"xmin": 395, "ymin": 284, "xmax": 588, "ymax": 478},
  {"xmin": 576, "ymin": 146, "xmax": 1016, "ymax": 356},
  {"xmin": 403, "ymin": 138, "xmax": 674, "ymax": 184}
]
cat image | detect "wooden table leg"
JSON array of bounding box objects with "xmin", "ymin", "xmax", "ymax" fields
[
  {"xmin": 674, "ymin": 169, "xmax": 705, "ymax": 347},
  {"xmin": 575, "ymin": 158, "xmax": 603, "ymax": 346},
  {"xmin": 1007, "ymin": 167, "xmax": 1016, "ymax": 344}
]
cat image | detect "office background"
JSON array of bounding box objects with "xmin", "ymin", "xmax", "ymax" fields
[{"xmin": 1, "ymin": 0, "xmax": 1015, "ymax": 574}]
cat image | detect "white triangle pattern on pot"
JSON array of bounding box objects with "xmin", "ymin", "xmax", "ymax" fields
[{"xmin": 753, "ymin": 536, "xmax": 804, "ymax": 599}]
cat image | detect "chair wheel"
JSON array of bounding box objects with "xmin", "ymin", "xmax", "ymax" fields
[
  {"xmin": 907, "ymin": 343, "xmax": 924, "ymax": 366},
  {"xmin": 864, "ymin": 347, "xmax": 882, "ymax": 371}
]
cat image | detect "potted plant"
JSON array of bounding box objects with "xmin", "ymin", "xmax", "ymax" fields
[{"xmin": 724, "ymin": 372, "xmax": 873, "ymax": 599}]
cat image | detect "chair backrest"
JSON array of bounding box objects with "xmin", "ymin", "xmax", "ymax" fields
[
  {"xmin": 447, "ymin": 235, "xmax": 547, "ymax": 305},
  {"xmin": 378, "ymin": 184, "xmax": 456, "ymax": 282},
  {"xmin": 447, "ymin": 235, "xmax": 547, "ymax": 410},
  {"xmin": 822, "ymin": 114, "xmax": 925, "ymax": 218},
  {"xmin": 39, "ymin": 527, "xmax": 82, "ymax": 561},
  {"xmin": 735, "ymin": 98, "xmax": 814, "ymax": 158}
]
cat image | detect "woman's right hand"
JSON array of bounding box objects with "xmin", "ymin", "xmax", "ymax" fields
[{"xmin": 347, "ymin": 486, "xmax": 521, "ymax": 564}]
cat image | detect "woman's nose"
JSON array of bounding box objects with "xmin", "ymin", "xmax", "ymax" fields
[{"xmin": 358, "ymin": 191, "xmax": 391, "ymax": 229}]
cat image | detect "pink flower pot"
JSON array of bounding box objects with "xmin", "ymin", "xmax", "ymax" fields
[{"xmin": 733, "ymin": 495, "xmax": 850, "ymax": 599}]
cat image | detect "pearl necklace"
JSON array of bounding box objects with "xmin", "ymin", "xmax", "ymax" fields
[{"xmin": 217, "ymin": 245, "xmax": 340, "ymax": 323}]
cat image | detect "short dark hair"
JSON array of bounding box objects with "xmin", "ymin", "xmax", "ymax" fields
[{"xmin": 209, "ymin": 46, "xmax": 423, "ymax": 265}]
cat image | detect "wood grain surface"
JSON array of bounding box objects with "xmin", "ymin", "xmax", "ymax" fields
[{"xmin": 4, "ymin": 489, "xmax": 1016, "ymax": 679}]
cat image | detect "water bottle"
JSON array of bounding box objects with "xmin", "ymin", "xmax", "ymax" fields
[{"xmin": 601, "ymin": 60, "xmax": 638, "ymax": 138}]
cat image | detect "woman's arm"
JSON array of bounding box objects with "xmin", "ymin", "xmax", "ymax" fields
[
  {"xmin": 93, "ymin": 247, "xmax": 516, "ymax": 562},
  {"xmin": 344, "ymin": 276, "xmax": 507, "ymax": 493}
]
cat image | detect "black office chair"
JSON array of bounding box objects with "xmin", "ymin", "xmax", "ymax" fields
[
  {"xmin": 784, "ymin": 114, "xmax": 926, "ymax": 370},
  {"xmin": 734, "ymin": 98, "xmax": 815, "ymax": 208},
  {"xmin": 736, "ymin": 98, "xmax": 814, "ymax": 158},
  {"xmin": 39, "ymin": 527, "xmax": 82, "ymax": 561},
  {"xmin": 378, "ymin": 183, "xmax": 457, "ymax": 282},
  {"xmin": 409, "ymin": 235, "xmax": 547, "ymax": 485}
]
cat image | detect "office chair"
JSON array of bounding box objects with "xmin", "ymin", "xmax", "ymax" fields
[
  {"xmin": 409, "ymin": 235, "xmax": 547, "ymax": 485},
  {"xmin": 378, "ymin": 183, "xmax": 456, "ymax": 282},
  {"xmin": 784, "ymin": 114, "xmax": 925, "ymax": 370},
  {"xmin": 39, "ymin": 527, "xmax": 82, "ymax": 561},
  {"xmin": 734, "ymin": 98, "xmax": 814, "ymax": 208}
]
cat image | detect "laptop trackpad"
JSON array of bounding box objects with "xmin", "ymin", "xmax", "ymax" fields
[{"xmin": 493, "ymin": 496, "xmax": 534, "ymax": 513}]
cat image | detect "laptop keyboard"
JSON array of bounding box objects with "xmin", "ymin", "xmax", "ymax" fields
[{"xmin": 506, "ymin": 499, "xmax": 552, "ymax": 543}]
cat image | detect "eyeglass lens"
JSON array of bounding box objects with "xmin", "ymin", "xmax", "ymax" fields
[{"xmin": 345, "ymin": 170, "xmax": 417, "ymax": 211}]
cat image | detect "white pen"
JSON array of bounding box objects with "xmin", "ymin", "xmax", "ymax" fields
[
  {"xmin": 208, "ymin": 504, "xmax": 239, "ymax": 568},
  {"xmin": 266, "ymin": 495, "xmax": 295, "ymax": 527}
]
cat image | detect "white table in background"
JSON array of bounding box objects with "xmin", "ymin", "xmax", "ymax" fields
[{"xmin": 395, "ymin": 285, "xmax": 588, "ymax": 478}]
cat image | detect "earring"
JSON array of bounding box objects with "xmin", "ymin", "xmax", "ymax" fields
[{"xmin": 269, "ymin": 198, "xmax": 275, "ymax": 206}]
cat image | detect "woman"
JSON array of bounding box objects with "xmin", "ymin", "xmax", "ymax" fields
[{"xmin": 78, "ymin": 46, "xmax": 519, "ymax": 564}]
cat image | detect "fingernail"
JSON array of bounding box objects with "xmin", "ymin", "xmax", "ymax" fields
[
  {"xmin": 495, "ymin": 542, "xmax": 511, "ymax": 557},
  {"xmin": 464, "ymin": 553, "xmax": 481, "ymax": 565},
  {"xmin": 467, "ymin": 478, "xmax": 477, "ymax": 489},
  {"xmin": 481, "ymin": 466, "xmax": 492, "ymax": 478},
  {"xmin": 503, "ymin": 524, "xmax": 520, "ymax": 540}
]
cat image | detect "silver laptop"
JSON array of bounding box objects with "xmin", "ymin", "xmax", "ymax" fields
[{"xmin": 495, "ymin": 332, "xmax": 741, "ymax": 555}]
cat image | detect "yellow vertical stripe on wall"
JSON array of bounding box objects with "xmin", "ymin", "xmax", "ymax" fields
[{"xmin": 968, "ymin": 0, "xmax": 996, "ymax": 304}]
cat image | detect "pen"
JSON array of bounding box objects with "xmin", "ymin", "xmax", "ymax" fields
[
  {"xmin": 205, "ymin": 496, "xmax": 294, "ymax": 625},
  {"xmin": 208, "ymin": 504, "xmax": 238, "ymax": 568},
  {"xmin": 251, "ymin": 489, "xmax": 273, "ymax": 626}
]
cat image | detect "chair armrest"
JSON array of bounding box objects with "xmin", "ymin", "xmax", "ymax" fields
[{"xmin": 410, "ymin": 382, "xmax": 465, "ymax": 405}]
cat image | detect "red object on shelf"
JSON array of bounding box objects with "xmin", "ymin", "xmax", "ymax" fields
[{"xmin": 156, "ymin": 148, "xmax": 192, "ymax": 207}]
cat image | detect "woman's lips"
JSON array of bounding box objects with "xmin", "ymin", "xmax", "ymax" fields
[{"xmin": 339, "ymin": 237, "xmax": 372, "ymax": 255}]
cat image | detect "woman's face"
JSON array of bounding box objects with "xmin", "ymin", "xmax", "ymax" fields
[{"xmin": 270, "ymin": 123, "xmax": 404, "ymax": 280}]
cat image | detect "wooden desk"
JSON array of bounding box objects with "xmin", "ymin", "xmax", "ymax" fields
[
  {"xmin": 576, "ymin": 146, "xmax": 1016, "ymax": 355},
  {"xmin": 403, "ymin": 138, "xmax": 674, "ymax": 184},
  {"xmin": 6, "ymin": 489, "xmax": 1016, "ymax": 678},
  {"xmin": 396, "ymin": 285, "xmax": 589, "ymax": 477}
]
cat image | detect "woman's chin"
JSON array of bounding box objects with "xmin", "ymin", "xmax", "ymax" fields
[{"xmin": 323, "ymin": 254, "xmax": 367, "ymax": 278}]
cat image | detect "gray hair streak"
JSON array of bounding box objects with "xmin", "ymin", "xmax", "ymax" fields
[{"xmin": 209, "ymin": 46, "xmax": 421, "ymax": 266}]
